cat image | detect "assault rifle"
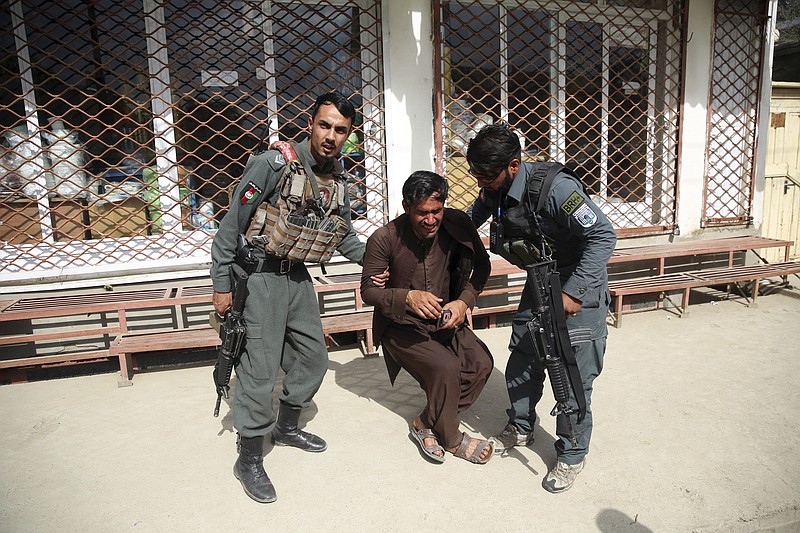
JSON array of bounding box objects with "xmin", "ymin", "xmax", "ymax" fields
[
  {"xmin": 212, "ymin": 262, "xmax": 250, "ymax": 417},
  {"xmin": 524, "ymin": 259, "xmax": 590, "ymax": 446}
]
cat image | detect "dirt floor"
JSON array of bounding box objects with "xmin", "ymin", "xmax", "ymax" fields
[{"xmin": 1, "ymin": 286, "xmax": 799, "ymax": 532}]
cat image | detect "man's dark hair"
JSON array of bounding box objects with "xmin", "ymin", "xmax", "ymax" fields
[
  {"xmin": 311, "ymin": 91, "xmax": 356, "ymax": 123},
  {"xmin": 402, "ymin": 170, "xmax": 449, "ymax": 207},
  {"xmin": 466, "ymin": 123, "xmax": 522, "ymax": 176}
]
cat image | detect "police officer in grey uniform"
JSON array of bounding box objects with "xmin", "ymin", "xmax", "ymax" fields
[
  {"xmin": 466, "ymin": 123, "xmax": 616, "ymax": 493},
  {"xmin": 210, "ymin": 92, "xmax": 365, "ymax": 503}
]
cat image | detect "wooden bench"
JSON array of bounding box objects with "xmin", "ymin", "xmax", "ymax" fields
[
  {"xmin": 109, "ymin": 308, "xmax": 375, "ymax": 386},
  {"xmin": 474, "ymin": 236, "xmax": 797, "ymax": 329},
  {"xmin": 0, "ymin": 275, "xmax": 376, "ymax": 384},
  {"xmin": 2, "ymin": 235, "xmax": 794, "ymax": 382},
  {"xmin": 311, "ymin": 271, "xmax": 376, "ymax": 355},
  {"xmin": 607, "ymin": 235, "xmax": 793, "ymax": 271},
  {"xmin": 0, "ymin": 286, "xmax": 212, "ymax": 382},
  {"xmin": 605, "ymin": 236, "xmax": 796, "ymax": 327},
  {"xmin": 609, "ymin": 261, "xmax": 800, "ymax": 327},
  {"xmin": 106, "ymin": 269, "xmax": 527, "ymax": 386},
  {"xmin": 3, "ymin": 260, "xmax": 524, "ymax": 384}
]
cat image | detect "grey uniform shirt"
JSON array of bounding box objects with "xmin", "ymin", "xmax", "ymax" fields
[
  {"xmin": 209, "ymin": 140, "xmax": 364, "ymax": 293},
  {"xmin": 469, "ymin": 161, "xmax": 616, "ymax": 309}
]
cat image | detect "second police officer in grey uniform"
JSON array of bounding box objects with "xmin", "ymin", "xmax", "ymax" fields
[
  {"xmin": 210, "ymin": 92, "xmax": 366, "ymax": 504},
  {"xmin": 466, "ymin": 123, "xmax": 617, "ymax": 493}
]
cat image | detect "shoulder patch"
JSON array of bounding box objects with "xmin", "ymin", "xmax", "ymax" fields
[
  {"xmin": 240, "ymin": 181, "xmax": 263, "ymax": 204},
  {"xmin": 560, "ymin": 190, "xmax": 584, "ymax": 215},
  {"xmin": 573, "ymin": 203, "xmax": 597, "ymax": 228}
]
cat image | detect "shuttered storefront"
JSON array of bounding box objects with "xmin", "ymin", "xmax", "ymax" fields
[{"xmin": 1, "ymin": 0, "xmax": 386, "ymax": 278}]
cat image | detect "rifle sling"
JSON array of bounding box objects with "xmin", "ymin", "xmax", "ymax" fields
[{"xmin": 546, "ymin": 271, "xmax": 588, "ymax": 423}]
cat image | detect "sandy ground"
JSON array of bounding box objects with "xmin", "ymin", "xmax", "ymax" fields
[{"xmin": 1, "ymin": 287, "xmax": 799, "ymax": 533}]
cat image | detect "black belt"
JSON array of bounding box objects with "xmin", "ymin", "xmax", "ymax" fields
[{"xmin": 243, "ymin": 256, "xmax": 299, "ymax": 275}]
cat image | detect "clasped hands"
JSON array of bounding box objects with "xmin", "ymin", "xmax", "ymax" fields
[{"xmin": 405, "ymin": 289, "xmax": 467, "ymax": 329}]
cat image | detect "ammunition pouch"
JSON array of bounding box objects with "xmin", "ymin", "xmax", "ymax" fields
[
  {"xmin": 256, "ymin": 203, "xmax": 348, "ymax": 264},
  {"xmin": 243, "ymin": 141, "xmax": 349, "ymax": 264}
]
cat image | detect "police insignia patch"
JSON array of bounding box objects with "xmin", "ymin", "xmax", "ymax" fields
[
  {"xmin": 573, "ymin": 203, "xmax": 597, "ymax": 228},
  {"xmin": 240, "ymin": 182, "xmax": 263, "ymax": 204},
  {"xmin": 274, "ymin": 153, "xmax": 285, "ymax": 165},
  {"xmin": 560, "ymin": 191, "xmax": 584, "ymax": 215}
]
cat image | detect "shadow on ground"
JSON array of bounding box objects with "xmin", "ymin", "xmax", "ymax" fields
[{"xmin": 327, "ymin": 346, "xmax": 556, "ymax": 468}]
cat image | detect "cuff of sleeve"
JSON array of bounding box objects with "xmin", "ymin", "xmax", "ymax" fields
[
  {"xmin": 392, "ymin": 289, "xmax": 410, "ymax": 319},
  {"xmin": 212, "ymin": 279, "xmax": 231, "ymax": 294},
  {"xmin": 456, "ymin": 293, "xmax": 476, "ymax": 310},
  {"xmin": 561, "ymin": 277, "xmax": 587, "ymax": 302}
]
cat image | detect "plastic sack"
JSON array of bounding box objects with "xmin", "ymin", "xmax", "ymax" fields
[
  {"xmin": 0, "ymin": 128, "xmax": 45, "ymax": 198},
  {"xmin": 42, "ymin": 121, "xmax": 88, "ymax": 198}
]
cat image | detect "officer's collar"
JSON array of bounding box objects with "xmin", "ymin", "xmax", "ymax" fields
[
  {"xmin": 506, "ymin": 161, "xmax": 531, "ymax": 204},
  {"xmin": 297, "ymin": 138, "xmax": 344, "ymax": 176}
]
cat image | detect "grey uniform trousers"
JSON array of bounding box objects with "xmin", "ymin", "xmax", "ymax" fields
[
  {"xmin": 504, "ymin": 282, "xmax": 606, "ymax": 465},
  {"xmin": 233, "ymin": 265, "xmax": 328, "ymax": 437}
]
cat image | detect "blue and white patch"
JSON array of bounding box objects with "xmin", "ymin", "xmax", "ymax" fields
[
  {"xmin": 573, "ymin": 203, "xmax": 597, "ymax": 228},
  {"xmin": 274, "ymin": 153, "xmax": 285, "ymax": 165}
]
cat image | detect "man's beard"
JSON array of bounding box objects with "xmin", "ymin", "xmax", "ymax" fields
[{"xmin": 482, "ymin": 173, "xmax": 513, "ymax": 202}]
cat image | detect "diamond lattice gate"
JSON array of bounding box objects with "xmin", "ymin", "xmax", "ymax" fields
[
  {"xmin": 0, "ymin": 0, "xmax": 387, "ymax": 279},
  {"xmin": 434, "ymin": 0, "xmax": 686, "ymax": 236}
]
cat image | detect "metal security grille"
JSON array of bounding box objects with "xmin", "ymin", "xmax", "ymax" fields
[
  {"xmin": 702, "ymin": 0, "xmax": 767, "ymax": 226},
  {"xmin": 0, "ymin": 0, "xmax": 386, "ymax": 278},
  {"xmin": 434, "ymin": 0, "xmax": 685, "ymax": 236}
]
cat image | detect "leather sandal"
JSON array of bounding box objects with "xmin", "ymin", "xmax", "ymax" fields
[
  {"xmin": 410, "ymin": 425, "xmax": 446, "ymax": 463},
  {"xmin": 451, "ymin": 432, "xmax": 494, "ymax": 464}
]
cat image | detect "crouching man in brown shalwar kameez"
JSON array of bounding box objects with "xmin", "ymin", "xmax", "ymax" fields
[{"xmin": 360, "ymin": 170, "xmax": 494, "ymax": 464}]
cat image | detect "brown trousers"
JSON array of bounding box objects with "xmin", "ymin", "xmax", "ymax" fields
[{"xmin": 381, "ymin": 322, "xmax": 493, "ymax": 449}]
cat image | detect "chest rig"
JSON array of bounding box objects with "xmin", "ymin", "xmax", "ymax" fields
[
  {"xmin": 244, "ymin": 141, "xmax": 349, "ymax": 264},
  {"xmin": 492, "ymin": 162, "xmax": 578, "ymax": 268}
]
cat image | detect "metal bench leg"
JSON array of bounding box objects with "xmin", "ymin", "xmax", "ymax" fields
[
  {"xmin": 614, "ymin": 294, "xmax": 623, "ymax": 328},
  {"xmin": 365, "ymin": 328, "xmax": 378, "ymax": 356},
  {"xmin": 661, "ymin": 291, "xmax": 684, "ymax": 317}
]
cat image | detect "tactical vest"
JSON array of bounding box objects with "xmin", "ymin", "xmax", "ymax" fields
[
  {"xmin": 244, "ymin": 141, "xmax": 349, "ymax": 264},
  {"xmin": 495, "ymin": 161, "xmax": 581, "ymax": 268}
]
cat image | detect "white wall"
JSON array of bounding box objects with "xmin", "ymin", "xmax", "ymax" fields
[
  {"xmin": 752, "ymin": 0, "xmax": 780, "ymax": 232},
  {"xmin": 677, "ymin": 0, "xmax": 776, "ymax": 238},
  {"xmin": 676, "ymin": 0, "xmax": 714, "ymax": 237},
  {"xmin": 381, "ymin": 0, "xmax": 436, "ymax": 218}
]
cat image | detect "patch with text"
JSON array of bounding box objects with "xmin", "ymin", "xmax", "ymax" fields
[{"xmin": 560, "ymin": 191, "xmax": 585, "ymax": 215}]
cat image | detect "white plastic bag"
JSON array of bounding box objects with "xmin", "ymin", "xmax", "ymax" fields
[
  {"xmin": 43, "ymin": 121, "xmax": 88, "ymax": 198},
  {"xmin": 1, "ymin": 128, "xmax": 44, "ymax": 198}
]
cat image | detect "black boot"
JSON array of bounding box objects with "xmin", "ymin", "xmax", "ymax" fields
[
  {"xmin": 272, "ymin": 404, "xmax": 327, "ymax": 452},
  {"xmin": 233, "ymin": 435, "xmax": 277, "ymax": 503}
]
